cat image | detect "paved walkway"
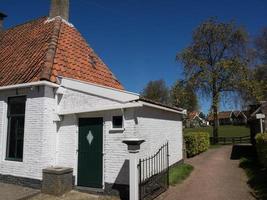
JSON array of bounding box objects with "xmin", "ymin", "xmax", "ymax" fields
[
  {"xmin": 0, "ymin": 183, "xmax": 39, "ymax": 200},
  {"xmin": 158, "ymin": 145, "xmax": 255, "ymax": 200},
  {"xmin": 0, "ymin": 183, "xmax": 119, "ymax": 200},
  {"xmin": 30, "ymin": 190, "xmax": 119, "ymax": 200}
]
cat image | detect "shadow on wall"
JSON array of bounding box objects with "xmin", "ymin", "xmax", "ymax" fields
[
  {"xmin": 136, "ymin": 107, "xmax": 183, "ymax": 121},
  {"xmin": 109, "ymin": 160, "xmax": 129, "ymax": 200}
]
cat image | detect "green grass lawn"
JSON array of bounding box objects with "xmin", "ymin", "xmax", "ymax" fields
[
  {"xmin": 169, "ymin": 163, "xmax": 194, "ymax": 185},
  {"xmin": 184, "ymin": 125, "xmax": 250, "ymax": 137}
]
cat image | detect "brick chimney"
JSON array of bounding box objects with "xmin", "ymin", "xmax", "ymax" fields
[
  {"xmin": 0, "ymin": 12, "xmax": 7, "ymax": 32},
  {"xmin": 0, "ymin": 12, "xmax": 7, "ymax": 43},
  {"xmin": 49, "ymin": 0, "xmax": 69, "ymax": 21}
]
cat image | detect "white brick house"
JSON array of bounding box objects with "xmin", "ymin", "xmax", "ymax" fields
[{"xmin": 0, "ymin": 0, "xmax": 185, "ymax": 195}]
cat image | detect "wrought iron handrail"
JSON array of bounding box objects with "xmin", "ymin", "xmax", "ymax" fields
[{"xmin": 138, "ymin": 142, "xmax": 169, "ymax": 200}]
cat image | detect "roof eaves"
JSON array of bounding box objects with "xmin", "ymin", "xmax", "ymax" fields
[{"xmin": 137, "ymin": 97, "xmax": 185, "ymax": 113}]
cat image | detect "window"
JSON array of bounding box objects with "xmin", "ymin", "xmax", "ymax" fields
[
  {"xmin": 112, "ymin": 116, "xmax": 123, "ymax": 129},
  {"xmin": 6, "ymin": 96, "xmax": 26, "ymax": 161}
]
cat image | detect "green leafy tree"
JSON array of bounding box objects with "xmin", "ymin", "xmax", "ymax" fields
[
  {"xmin": 255, "ymin": 28, "xmax": 267, "ymax": 63},
  {"xmin": 199, "ymin": 112, "xmax": 206, "ymax": 120},
  {"xmin": 177, "ymin": 18, "xmax": 250, "ymax": 142},
  {"xmin": 170, "ymin": 80, "xmax": 198, "ymax": 111},
  {"xmin": 254, "ymin": 28, "xmax": 267, "ymax": 100},
  {"xmin": 240, "ymin": 28, "xmax": 267, "ymax": 103},
  {"xmin": 141, "ymin": 79, "xmax": 170, "ymax": 104},
  {"xmin": 254, "ymin": 65, "xmax": 267, "ymax": 100}
]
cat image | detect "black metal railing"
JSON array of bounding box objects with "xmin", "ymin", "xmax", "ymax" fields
[
  {"xmin": 209, "ymin": 135, "xmax": 251, "ymax": 145},
  {"xmin": 139, "ymin": 143, "xmax": 169, "ymax": 200}
]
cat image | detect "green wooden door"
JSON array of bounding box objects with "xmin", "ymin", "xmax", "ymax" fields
[{"xmin": 78, "ymin": 118, "xmax": 103, "ymax": 188}]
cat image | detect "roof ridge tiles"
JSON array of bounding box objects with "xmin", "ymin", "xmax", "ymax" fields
[{"xmin": 40, "ymin": 17, "xmax": 62, "ymax": 81}]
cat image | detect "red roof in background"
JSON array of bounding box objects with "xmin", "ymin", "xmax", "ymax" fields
[
  {"xmin": 188, "ymin": 111, "xmax": 199, "ymax": 120},
  {"xmin": 0, "ymin": 17, "xmax": 123, "ymax": 90},
  {"xmin": 208, "ymin": 111, "xmax": 232, "ymax": 121}
]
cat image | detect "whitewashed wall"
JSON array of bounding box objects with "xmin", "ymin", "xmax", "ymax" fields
[
  {"xmin": 56, "ymin": 88, "xmax": 183, "ymax": 186},
  {"xmin": 57, "ymin": 88, "xmax": 138, "ymax": 185},
  {"xmin": 0, "ymin": 86, "xmax": 57, "ymax": 180},
  {"xmin": 56, "ymin": 104, "xmax": 135, "ymax": 185},
  {"xmin": 58, "ymin": 88, "xmax": 122, "ymax": 114},
  {"xmin": 135, "ymin": 107, "xmax": 183, "ymax": 166},
  {"xmin": 0, "ymin": 85, "xmax": 183, "ymax": 187}
]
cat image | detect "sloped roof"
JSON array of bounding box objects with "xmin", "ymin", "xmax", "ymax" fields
[
  {"xmin": 138, "ymin": 97, "xmax": 184, "ymax": 112},
  {"xmin": 208, "ymin": 111, "xmax": 232, "ymax": 121},
  {"xmin": 232, "ymin": 111, "xmax": 240, "ymax": 117},
  {"xmin": 188, "ymin": 111, "xmax": 199, "ymax": 120},
  {"xmin": 232, "ymin": 110, "xmax": 248, "ymax": 119},
  {"xmin": 0, "ymin": 17, "xmax": 123, "ymax": 90},
  {"xmin": 250, "ymin": 101, "xmax": 267, "ymax": 118}
]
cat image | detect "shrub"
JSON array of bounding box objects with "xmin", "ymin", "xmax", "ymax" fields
[
  {"xmin": 184, "ymin": 132, "xmax": 210, "ymax": 157},
  {"xmin": 255, "ymin": 133, "xmax": 267, "ymax": 168}
]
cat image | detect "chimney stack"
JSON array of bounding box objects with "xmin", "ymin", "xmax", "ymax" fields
[
  {"xmin": 0, "ymin": 12, "xmax": 7, "ymax": 32},
  {"xmin": 49, "ymin": 0, "xmax": 69, "ymax": 21}
]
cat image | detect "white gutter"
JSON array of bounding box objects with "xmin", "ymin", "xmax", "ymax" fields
[
  {"xmin": 0, "ymin": 81, "xmax": 59, "ymax": 91},
  {"xmin": 58, "ymin": 102, "xmax": 143, "ymax": 115},
  {"xmin": 140, "ymin": 101, "xmax": 186, "ymax": 114}
]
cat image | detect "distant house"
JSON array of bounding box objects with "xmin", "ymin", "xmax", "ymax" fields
[
  {"xmin": 185, "ymin": 111, "xmax": 209, "ymax": 128},
  {"xmin": 208, "ymin": 111, "xmax": 232, "ymax": 125},
  {"xmin": 248, "ymin": 101, "xmax": 267, "ymax": 143},
  {"xmin": 208, "ymin": 111, "xmax": 248, "ymax": 126},
  {"xmin": 232, "ymin": 111, "xmax": 248, "ymax": 125}
]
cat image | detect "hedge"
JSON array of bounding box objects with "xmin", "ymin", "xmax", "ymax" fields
[
  {"xmin": 255, "ymin": 133, "xmax": 267, "ymax": 168},
  {"xmin": 184, "ymin": 132, "xmax": 210, "ymax": 157}
]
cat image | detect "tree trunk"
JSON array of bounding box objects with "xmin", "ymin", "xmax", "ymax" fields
[{"xmin": 212, "ymin": 85, "xmax": 219, "ymax": 144}]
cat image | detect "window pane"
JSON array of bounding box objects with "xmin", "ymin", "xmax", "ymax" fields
[
  {"xmin": 112, "ymin": 116, "xmax": 123, "ymax": 128},
  {"xmin": 6, "ymin": 96, "xmax": 26, "ymax": 161},
  {"xmin": 16, "ymin": 139, "xmax": 24, "ymax": 159},
  {"xmin": 8, "ymin": 96, "xmax": 26, "ymax": 115},
  {"xmin": 8, "ymin": 117, "xmax": 17, "ymax": 158},
  {"xmin": 8, "ymin": 139, "xmax": 16, "ymax": 158},
  {"xmin": 17, "ymin": 117, "xmax": 24, "ymax": 139}
]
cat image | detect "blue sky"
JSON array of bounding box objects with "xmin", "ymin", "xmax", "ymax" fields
[{"xmin": 1, "ymin": 0, "xmax": 267, "ymax": 114}]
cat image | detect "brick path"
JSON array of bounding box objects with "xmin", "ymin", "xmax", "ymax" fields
[{"xmin": 158, "ymin": 145, "xmax": 255, "ymax": 200}]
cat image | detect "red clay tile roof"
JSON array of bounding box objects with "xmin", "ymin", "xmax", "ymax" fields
[
  {"xmin": 188, "ymin": 111, "xmax": 199, "ymax": 120},
  {"xmin": 208, "ymin": 111, "xmax": 232, "ymax": 121},
  {"xmin": 0, "ymin": 17, "xmax": 123, "ymax": 90}
]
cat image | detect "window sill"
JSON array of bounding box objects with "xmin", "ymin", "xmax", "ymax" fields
[
  {"xmin": 5, "ymin": 158, "xmax": 23, "ymax": 162},
  {"xmin": 109, "ymin": 128, "xmax": 125, "ymax": 133}
]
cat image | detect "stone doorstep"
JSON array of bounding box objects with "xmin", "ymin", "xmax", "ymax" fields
[{"xmin": 75, "ymin": 186, "xmax": 105, "ymax": 195}]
